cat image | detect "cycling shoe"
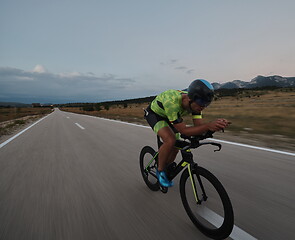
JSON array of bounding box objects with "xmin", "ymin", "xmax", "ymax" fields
[{"xmin": 156, "ymin": 170, "xmax": 174, "ymax": 187}]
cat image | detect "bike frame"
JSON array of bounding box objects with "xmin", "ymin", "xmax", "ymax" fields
[
  {"xmin": 144, "ymin": 135, "xmax": 221, "ymax": 203},
  {"xmin": 167, "ymin": 148, "xmax": 195, "ymax": 180},
  {"xmin": 140, "ymin": 132, "xmax": 234, "ymax": 239},
  {"xmin": 144, "ymin": 138, "xmax": 206, "ymax": 204}
]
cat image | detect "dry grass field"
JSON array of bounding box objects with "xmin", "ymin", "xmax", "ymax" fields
[
  {"xmin": 0, "ymin": 107, "xmax": 52, "ymax": 137},
  {"xmin": 0, "ymin": 107, "xmax": 52, "ymax": 122},
  {"xmin": 61, "ymin": 89, "xmax": 295, "ymax": 151},
  {"xmin": 199, "ymin": 91, "xmax": 295, "ymax": 137}
]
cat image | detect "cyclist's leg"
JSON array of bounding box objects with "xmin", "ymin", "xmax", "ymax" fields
[
  {"xmin": 167, "ymin": 147, "xmax": 179, "ymax": 165},
  {"xmin": 157, "ymin": 126, "xmax": 176, "ymax": 171},
  {"xmin": 166, "ymin": 127, "xmax": 180, "ymax": 165},
  {"xmin": 144, "ymin": 107, "xmax": 177, "ymax": 183}
]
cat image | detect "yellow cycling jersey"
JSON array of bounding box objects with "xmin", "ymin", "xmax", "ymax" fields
[{"xmin": 150, "ymin": 89, "xmax": 202, "ymax": 124}]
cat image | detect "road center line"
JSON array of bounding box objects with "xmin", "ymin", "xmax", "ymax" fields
[
  {"xmin": 1, "ymin": 111, "xmax": 258, "ymax": 239},
  {"xmin": 75, "ymin": 123, "xmax": 85, "ymax": 130},
  {"xmin": 81, "ymin": 114, "xmax": 258, "ymax": 239}
]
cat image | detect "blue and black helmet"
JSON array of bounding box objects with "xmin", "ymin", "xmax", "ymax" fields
[{"xmin": 187, "ymin": 79, "xmax": 214, "ymax": 107}]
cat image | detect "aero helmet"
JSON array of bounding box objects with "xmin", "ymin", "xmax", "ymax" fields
[{"xmin": 187, "ymin": 79, "xmax": 214, "ymax": 107}]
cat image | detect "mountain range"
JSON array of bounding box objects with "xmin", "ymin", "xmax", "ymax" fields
[
  {"xmin": 0, "ymin": 102, "xmax": 32, "ymax": 107},
  {"xmin": 212, "ymin": 75, "xmax": 295, "ymax": 89}
]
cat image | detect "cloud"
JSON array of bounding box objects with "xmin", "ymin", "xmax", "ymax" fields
[
  {"xmin": 174, "ymin": 66, "xmax": 187, "ymax": 70},
  {"xmin": 160, "ymin": 59, "xmax": 178, "ymax": 66},
  {"xmin": 32, "ymin": 64, "xmax": 47, "ymax": 73},
  {"xmin": 186, "ymin": 69, "xmax": 195, "ymax": 74},
  {"xmin": 0, "ymin": 66, "xmax": 135, "ymax": 103},
  {"xmin": 161, "ymin": 59, "xmax": 196, "ymax": 75}
]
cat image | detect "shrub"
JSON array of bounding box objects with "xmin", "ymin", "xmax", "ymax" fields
[
  {"xmin": 82, "ymin": 105, "xmax": 94, "ymax": 111},
  {"xmin": 14, "ymin": 120, "xmax": 25, "ymax": 125},
  {"xmin": 94, "ymin": 103, "xmax": 102, "ymax": 111}
]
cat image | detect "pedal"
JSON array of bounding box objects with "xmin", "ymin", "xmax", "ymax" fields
[
  {"xmin": 159, "ymin": 185, "xmax": 168, "ymax": 193},
  {"xmin": 166, "ymin": 162, "xmax": 177, "ymax": 172}
]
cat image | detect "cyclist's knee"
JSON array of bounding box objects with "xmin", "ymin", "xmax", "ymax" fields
[
  {"xmin": 158, "ymin": 126, "xmax": 177, "ymax": 147},
  {"xmin": 163, "ymin": 136, "xmax": 176, "ymax": 148}
]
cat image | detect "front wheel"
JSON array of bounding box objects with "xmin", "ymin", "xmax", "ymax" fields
[
  {"xmin": 139, "ymin": 146, "xmax": 160, "ymax": 191},
  {"xmin": 180, "ymin": 166, "xmax": 234, "ymax": 239}
]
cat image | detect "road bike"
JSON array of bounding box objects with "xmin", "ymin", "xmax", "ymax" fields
[{"xmin": 139, "ymin": 131, "xmax": 234, "ymax": 239}]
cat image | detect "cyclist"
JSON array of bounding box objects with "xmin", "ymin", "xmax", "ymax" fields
[{"xmin": 144, "ymin": 79, "xmax": 230, "ymax": 187}]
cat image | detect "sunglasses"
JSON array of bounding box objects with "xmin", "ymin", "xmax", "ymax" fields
[{"xmin": 194, "ymin": 98, "xmax": 211, "ymax": 108}]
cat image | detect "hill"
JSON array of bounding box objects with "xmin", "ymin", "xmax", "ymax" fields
[
  {"xmin": 212, "ymin": 75, "xmax": 295, "ymax": 89},
  {"xmin": 0, "ymin": 102, "xmax": 31, "ymax": 108}
]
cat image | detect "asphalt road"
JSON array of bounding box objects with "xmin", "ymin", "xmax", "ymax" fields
[{"xmin": 0, "ymin": 109, "xmax": 294, "ymax": 240}]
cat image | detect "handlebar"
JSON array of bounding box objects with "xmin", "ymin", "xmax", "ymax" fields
[
  {"xmin": 177, "ymin": 131, "xmax": 222, "ymax": 152},
  {"xmin": 180, "ymin": 130, "xmax": 215, "ymax": 141}
]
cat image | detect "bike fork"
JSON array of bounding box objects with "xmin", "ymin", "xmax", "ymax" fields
[{"xmin": 188, "ymin": 164, "xmax": 207, "ymax": 204}]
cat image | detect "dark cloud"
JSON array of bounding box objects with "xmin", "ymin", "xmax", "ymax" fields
[
  {"xmin": 174, "ymin": 66, "xmax": 187, "ymax": 70},
  {"xmin": 0, "ymin": 67, "xmax": 135, "ymax": 103}
]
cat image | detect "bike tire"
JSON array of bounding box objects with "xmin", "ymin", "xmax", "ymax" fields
[
  {"xmin": 180, "ymin": 166, "xmax": 234, "ymax": 240},
  {"xmin": 139, "ymin": 146, "xmax": 160, "ymax": 191}
]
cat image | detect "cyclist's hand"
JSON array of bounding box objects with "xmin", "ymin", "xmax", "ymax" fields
[
  {"xmin": 217, "ymin": 119, "xmax": 231, "ymax": 127},
  {"xmin": 207, "ymin": 119, "xmax": 230, "ymax": 132}
]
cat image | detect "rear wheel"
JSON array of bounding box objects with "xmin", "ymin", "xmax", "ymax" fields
[
  {"xmin": 139, "ymin": 146, "xmax": 160, "ymax": 191},
  {"xmin": 180, "ymin": 166, "xmax": 234, "ymax": 239}
]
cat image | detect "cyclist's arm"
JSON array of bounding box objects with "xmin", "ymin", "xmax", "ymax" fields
[
  {"xmin": 173, "ymin": 119, "xmax": 228, "ymax": 136},
  {"xmin": 173, "ymin": 122, "xmax": 209, "ymax": 136},
  {"xmin": 193, "ymin": 118, "xmax": 203, "ymax": 127}
]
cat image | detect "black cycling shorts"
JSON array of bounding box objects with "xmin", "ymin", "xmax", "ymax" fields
[{"xmin": 144, "ymin": 105, "xmax": 179, "ymax": 136}]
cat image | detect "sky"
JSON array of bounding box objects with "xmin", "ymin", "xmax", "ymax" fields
[{"xmin": 0, "ymin": 0, "xmax": 294, "ymax": 104}]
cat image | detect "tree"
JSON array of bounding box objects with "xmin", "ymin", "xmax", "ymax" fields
[
  {"xmin": 82, "ymin": 105, "xmax": 94, "ymax": 111},
  {"xmin": 104, "ymin": 104, "xmax": 110, "ymax": 111},
  {"xmin": 94, "ymin": 103, "xmax": 102, "ymax": 111}
]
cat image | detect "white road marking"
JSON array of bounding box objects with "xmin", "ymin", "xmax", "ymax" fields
[
  {"xmin": 66, "ymin": 117, "xmax": 70, "ymax": 119},
  {"xmin": 198, "ymin": 207, "xmax": 257, "ymax": 240},
  {"xmin": 75, "ymin": 123, "xmax": 85, "ymax": 130},
  {"xmin": 79, "ymin": 114, "xmax": 295, "ymax": 157},
  {"xmin": 207, "ymin": 138, "xmax": 295, "ymax": 157},
  {"xmin": 0, "ymin": 114, "xmax": 50, "ymax": 149},
  {"xmin": 68, "ymin": 112, "xmax": 295, "ymax": 240},
  {"xmin": 0, "ymin": 111, "xmax": 262, "ymax": 239}
]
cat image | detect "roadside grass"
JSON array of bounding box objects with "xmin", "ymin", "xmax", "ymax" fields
[
  {"xmin": 61, "ymin": 90, "xmax": 295, "ymax": 151},
  {"xmin": 196, "ymin": 92, "xmax": 295, "ymax": 138},
  {"xmin": 0, "ymin": 108, "xmax": 52, "ymax": 137},
  {"xmin": 62, "ymin": 103, "xmax": 149, "ymax": 125},
  {"xmin": 61, "ymin": 90, "xmax": 295, "ymax": 137},
  {"xmin": 0, "ymin": 107, "xmax": 52, "ymax": 122}
]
